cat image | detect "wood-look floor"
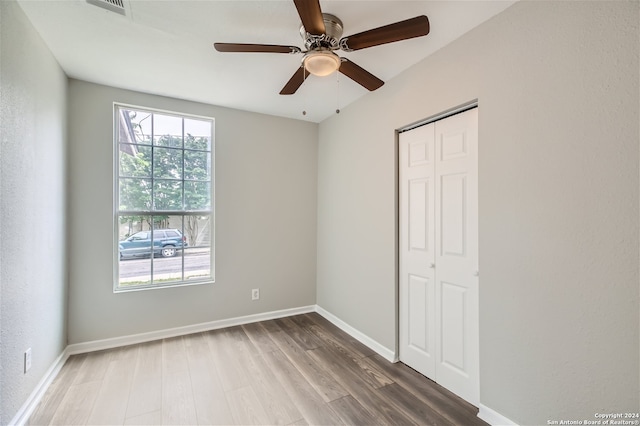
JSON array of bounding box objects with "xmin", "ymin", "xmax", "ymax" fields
[{"xmin": 28, "ymin": 313, "xmax": 486, "ymax": 426}]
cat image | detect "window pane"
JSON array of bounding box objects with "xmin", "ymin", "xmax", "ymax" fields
[
  {"xmin": 153, "ymin": 147, "xmax": 183, "ymax": 179},
  {"xmin": 183, "ymin": 215, "xmax": 211, "ymax": 282},
  {"xmin": 119, "ymin": 145, "xmax": 151, "ymax": 177},
  {"xmin": 119, "ymin": 178, "xmax": 152, "ymax": 210},
  {"xmin": 119, "ymin": 109, "xmax": 152, "ymax": 145},
  {"xmin": 184, "ymin": 119, "xmax": 211, "ymax": 150},
  {"xmin": 184, "ymin": 150, "xmax": 211, "ymax": 180},
  {"xmin": 184, "ymin": 181, "xmax": 211, "ymax": 210},
  {"xmin": 153, "ymin": 180, "xmax": 183, "ymax": 210},
  {"xmin": 118, "ymin": 215, "xmax": 152, "ymax": 287},
  {"xmin": 153, "ymin": 114, "xmax": 182, "ymax": 147},
  {"xmin": 151, "ymin": 215, "xmax": 184, "ymax": 284}
]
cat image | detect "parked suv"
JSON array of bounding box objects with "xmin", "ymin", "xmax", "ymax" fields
[{"xmin": 119, "ymin": 229, "xmax": 187, "ymax": 259}]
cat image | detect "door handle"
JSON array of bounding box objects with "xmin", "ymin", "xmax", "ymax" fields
[
  {"xmin": 473, "ymin": 270, "xmax": 479, "ymax": 277},
  {"xmin": 429, "ymin": 263, "xmax": 435, "ymax": 269}
]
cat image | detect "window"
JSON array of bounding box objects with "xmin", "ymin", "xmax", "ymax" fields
[{"xmin": 115, "ymin": 104, "xmax": 214, "ymax": 291}]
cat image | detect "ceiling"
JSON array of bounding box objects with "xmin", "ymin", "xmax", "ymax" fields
[{"xmin": 17, "ymin": 0, "xmax": 515, "ymax": 123}]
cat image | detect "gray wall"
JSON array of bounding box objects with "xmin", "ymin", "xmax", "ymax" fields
[
  {"xmin": 67, "ymin": 80, "xmax": 318, "ymax": 344},
  {"xmin": 0, "ymin": 1, "xmax": 69, "ymax": 423},
  {"xmin": 317, "ymin": 1, "xmax": 639, "ymax": 423}
]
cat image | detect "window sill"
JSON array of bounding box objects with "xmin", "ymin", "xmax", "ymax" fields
[{"xmin": 113, "ymin": 278, "xmax": 215, "ymax": 293}]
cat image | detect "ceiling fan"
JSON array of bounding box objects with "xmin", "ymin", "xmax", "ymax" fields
[{"xmin": 214, "ymin": 0, "xmax": 430, "ymax": 95}]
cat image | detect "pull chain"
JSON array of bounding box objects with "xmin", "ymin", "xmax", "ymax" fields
[
  {"xmin": 302, "ymin": 67, "xmax": 308, "ymax": 116},
  {"xmin": 335, "ymin": 70, "xmax": 341, "ymax": 114}
]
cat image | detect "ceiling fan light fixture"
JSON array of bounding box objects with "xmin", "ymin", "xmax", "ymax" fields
[{"xmin": 303, "ymin": 51, "xmax": 341, "ymax": 77}]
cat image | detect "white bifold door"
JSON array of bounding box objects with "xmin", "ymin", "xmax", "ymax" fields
[{"xmin": 398, "ymin": 107, "xmax": 479, "ymax": 406}]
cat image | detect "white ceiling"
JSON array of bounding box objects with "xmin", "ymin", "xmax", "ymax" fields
[{"xmin": 17, "ymin": 0, "xmax": 515, "ymax": 122}]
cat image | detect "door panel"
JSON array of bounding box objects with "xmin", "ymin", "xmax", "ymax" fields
[
  {"xmin": 440, "ymin": 281, "xmax": 467, "ymax": 373},
  {"xmin": 399, "ymin": 123, "xmax": 436, "ymax": 379},
  {"xmin": 409, "ymin": 179, "xmax": 429, "ymax": 251},
  {"xmin": 434, "ymin": 108, "xmax": 478, "ymax": 405},
  {"xmin": 440, "ymin": 130, "xmax": 468, "ymax": 161},
  {"xmin": 408, "ymin": 274, "xmax": 429, "ymax": 351},
  {"xmin": 409, "ymin": 140, "xmax": 430, "ymax": 166},
  {"xmin": 440, "ymin": 173, "xmax": 467, "ymax": 257}
]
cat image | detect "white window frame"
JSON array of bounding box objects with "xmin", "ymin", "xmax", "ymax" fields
[{"xmin": 113, "ymin": 102, "xmax": 215, "ymax": 292}]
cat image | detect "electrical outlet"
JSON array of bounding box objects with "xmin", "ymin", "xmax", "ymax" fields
[
  {"xmin": 251, "ymin": 288, "xmax": 260, "ymax": 300},
  {"xmin": 24, "ymin": 348, "xmax": 32, "ymax": 373}
]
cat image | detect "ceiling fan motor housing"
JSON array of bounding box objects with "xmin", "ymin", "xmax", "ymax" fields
[{"xmin": 300, "ymin": 13, "xmax": 343, "ymax": 50}]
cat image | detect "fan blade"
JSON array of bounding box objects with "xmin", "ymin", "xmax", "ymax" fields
[
  {"xmin": 214, "ymin": 43, "xmax": 300, "ymax": 54},
  {"xmin": 340, "ymin": 15, "xmax": 429, "ymax": 51},
  {"xmin": 338, "ymin": 59, "xmax": 384, "ymax": 91},
  {"xmin": 280, "ymin": 66, "xmax": 308, "ymax": 95},
  {"xmin": 293, "ymin": 0, "xmax": 325, "ymax": 36}
]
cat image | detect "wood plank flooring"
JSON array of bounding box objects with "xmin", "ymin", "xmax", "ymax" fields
[{"xmin": 28, "ymin": 313, "xmax": 486, "ymax": 425}]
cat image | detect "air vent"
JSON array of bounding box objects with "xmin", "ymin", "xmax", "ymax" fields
[{"xmin": 86, "ymin": 0, "xmax": 125, "ymax": 15}]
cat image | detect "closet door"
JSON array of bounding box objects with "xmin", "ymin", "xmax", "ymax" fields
[
  {"xmin": 434, "ymin": 108, "xmax": 479, "ymax": 405},
  {"xmin": 398, "ymin": 107, "xmax": 479, "ymax": 406},
  {"xmin": 399, "ymin": 123, "xmax": 436, "ymax": 379}
]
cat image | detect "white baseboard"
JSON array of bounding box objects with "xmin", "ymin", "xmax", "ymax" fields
[
  {"xmin": 315, "ymin": 305, "xmax": 396, "ymax": 362},
  {"xmin": 478, "ymin": 404, "xmax": 519, "ymax": 425},
  {"xmin": 9, "ymin": 348, "xmax": 70, "ymax": 426},
  {"xmin": 67, "ymin": 305, "xmax": 316, "ymax": 355}
]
